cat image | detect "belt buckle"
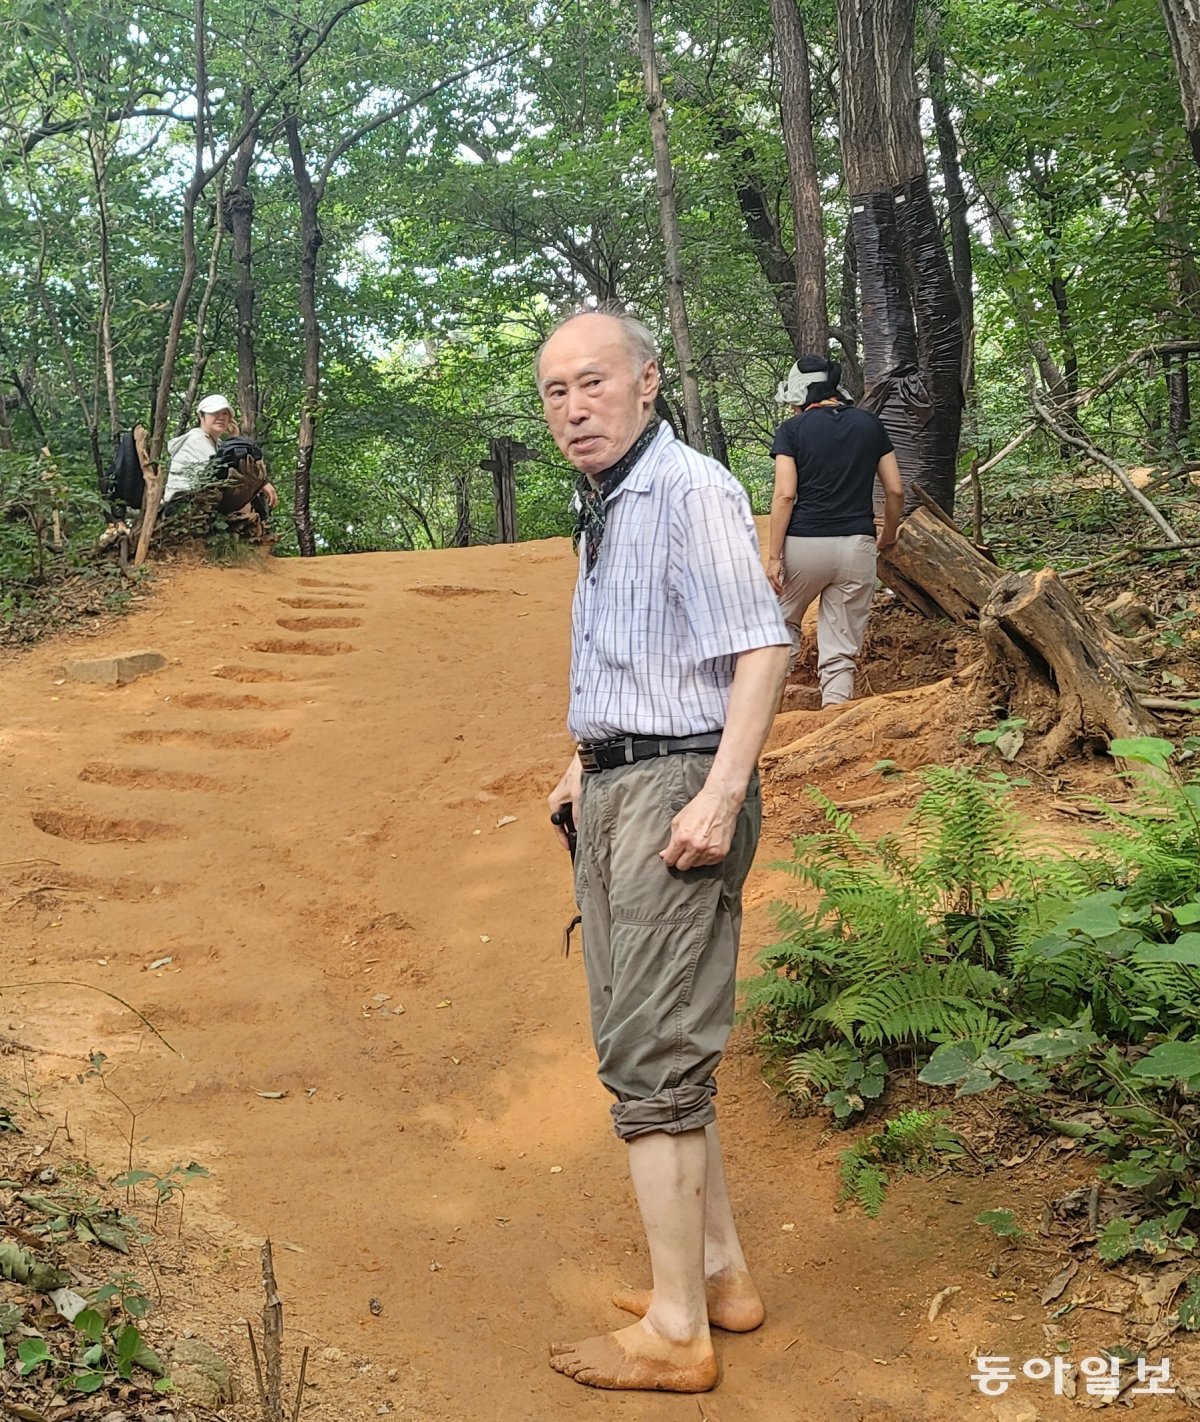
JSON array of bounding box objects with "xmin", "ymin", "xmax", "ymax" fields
[{"xmin": 623, "ymin": 735, "xmax": 635, "ymax": 765}]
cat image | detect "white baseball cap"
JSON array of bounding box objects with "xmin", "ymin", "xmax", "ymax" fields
[{"xmin": 197, "ymin": 394, "xmax": 232, "ymax": 415}]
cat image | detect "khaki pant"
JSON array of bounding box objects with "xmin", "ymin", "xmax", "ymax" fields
[
  {"xmin": 779, "ymin": 533, "xmax": 877, "ymax": 705},
  {"xmin": 574, "ymin": 753, "xmax": 760, "ymax": 1141}
]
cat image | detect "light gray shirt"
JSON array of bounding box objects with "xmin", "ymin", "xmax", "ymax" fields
[
  {"xmin": 164, "ymin": 427, "xmax": 216, "ymax": 502},
  {"xmin": 568, "ymin": 423, "xmax": 788, "ymax": 742}
]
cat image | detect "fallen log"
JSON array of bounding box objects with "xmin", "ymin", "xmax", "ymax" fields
[
  {"xmin": 870, "ymin": 504, "xmax": 1169, "ymax": 767},
  {"xmin": 878, "ymin": 505, "xmax": 999, "ymax": 620},
  {"xmin": 978, "ymin": 569, "xmax": 1160, "ymax": 766}
]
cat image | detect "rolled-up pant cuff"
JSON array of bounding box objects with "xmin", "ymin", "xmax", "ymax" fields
[{"xmin": 610, "ymin": 1084, "xmax": 716, "ymax": 1141}]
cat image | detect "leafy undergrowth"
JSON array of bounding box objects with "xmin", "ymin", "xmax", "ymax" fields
[
  {"xmin": 747, "ymin": 737, "xmax": 1200, "ymax": 1368},
  {"xmin": 0, "ymin": 562, "xmax": 141, "ymax": 650},
  {"xmin": 0, "ymin": 1097, "xmax": 220, "ymax": 1420}
]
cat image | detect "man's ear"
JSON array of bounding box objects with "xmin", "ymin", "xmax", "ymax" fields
[{"xmin": 640, "ymin": 358, "xmax": 660, "ymax": 404}]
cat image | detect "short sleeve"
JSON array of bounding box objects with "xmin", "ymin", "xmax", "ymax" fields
[
  {"xmin": 673, "ymin": 485, "xmax": 790, "ymax": 664},
  {"xmin": 874, "ymin": 415, "xmax": 894, "ymax": 459},
  {"xmin": 769, "ymin": 419, "xmax": 797, "ymax": 460}
]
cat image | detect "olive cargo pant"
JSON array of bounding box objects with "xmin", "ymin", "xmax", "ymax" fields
[{"xmin": 574, "ymin": 753, "xmax": 761, "ymax": 1141}]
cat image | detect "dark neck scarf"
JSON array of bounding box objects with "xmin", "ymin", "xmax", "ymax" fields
[{"xmin": 574, "ymin": 417, "xmax": 661, "ymax": 571}]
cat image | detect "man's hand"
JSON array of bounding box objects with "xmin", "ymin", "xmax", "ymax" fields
[
  {"xmin": 766, "ymin": 555, "xmax": 785, "ymax": 594},
  {"xmin": 262, "ymin": 481, "xmax": 278, "ymax": 510},
  {"xmin": 877, "ymin": 526, "xmax": 897, "ymax": 551},
  {"xmin": 660, "ymin": 784, "xmax": 743, "ymax": 871},
  {"xmin": 548, "ymin": 753, "xmax": 582, "ymax": 852}
]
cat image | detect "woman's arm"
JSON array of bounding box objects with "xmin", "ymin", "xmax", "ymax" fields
[
  {"xmin": 767, "ymin": 453, "xmax": 798, "ymax": 592},
  {"xmin": 875, "ymin": 451, "xmax": 904, "ymax": 550}
]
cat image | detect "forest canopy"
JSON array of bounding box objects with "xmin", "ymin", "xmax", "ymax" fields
[{"xmin": 0, "ymin": 0, "xmax": 1196, "ymax": 567}]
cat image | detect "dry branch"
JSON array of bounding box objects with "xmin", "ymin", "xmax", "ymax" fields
[
  {"xmin": 132, "ymin": 425, "xmax": 160, "ymax": 568},
  {"xmin": 1030, "ymin": 389, "xmax": 1182, "ymax": 545}
]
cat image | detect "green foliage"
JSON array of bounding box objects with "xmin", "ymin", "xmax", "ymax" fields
[
  {"xmin": 976, "ymin": 1208, "xmax": 1025, "ymax": 1239},
  {"xmin": 839, "ymin": 1110, "xmax": 963, "ymax": 1217},
  {"xmin": 747, "ymin": 767, "xmax": 1077, "ymax": 1081},
  {"xmin": 753, "ymin": 748, "xmax": 1200, "ymax": 1261},
  {"xmin": 973, "ymin": 717, "xmax": 1028, "ymax": 763}
]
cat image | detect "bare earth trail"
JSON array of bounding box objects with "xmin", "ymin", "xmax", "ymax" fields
[{"xmin": 1, "ymin": 543, "xmax": 1028, "ymax": 1421}]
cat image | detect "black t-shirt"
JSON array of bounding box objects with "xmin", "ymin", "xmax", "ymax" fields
[{"xmin": 769, "ymin": 405, "xmax": 893, "ymax": 537}]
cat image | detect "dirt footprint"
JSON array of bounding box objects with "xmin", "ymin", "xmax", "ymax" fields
[
  {"xmin": 32, "ymin": 809, "xmax": 181, "ymax": 843},
  {"xmin": 296, "ymin": 578, "xmax": 373, "ymax": 591},
  {"xmin": 275, "ymin": 616, "xmax": 364, "ymax": 631},
  {"xmin": 171, "ymin": 691, "xmax": 270, "ymax": 711},
  {"xmin": 123, "ymin": 727, "xmax": 290, "ymax": 749},
  {"xmin": 277, "ymin": 597, "xmax": 365, "ymax": 610},
  {"xmin": 212, "ymin": 666, "xmax": 308, "ymax": 683},
  {"xmin": 250, "ymin": 639, "xmax": 355, "ymax": 657},
  {"xmin": 411, "ymin": 585, "xmax": 496, "ymax": 599},
  {"xmin": 79, "ymin": 764, "xmax": 226, "ymax": 793}
]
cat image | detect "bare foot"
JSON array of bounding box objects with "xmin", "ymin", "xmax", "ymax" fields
[
  {"xmin": 549, "ymin": 1319, "xmax": 718, "ymax": 1392},
  {"xmin": 613, "ymin": 1269, "xmax": 765, "ymax": 1333}
]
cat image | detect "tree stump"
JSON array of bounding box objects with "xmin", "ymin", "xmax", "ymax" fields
[
  {"xmin": 978, "ymin": 569, "xmax": 1159, "ymax": 765},
  {"xmin": 878, "ymin": 505, "xmax": 999, "ymax": 620}
]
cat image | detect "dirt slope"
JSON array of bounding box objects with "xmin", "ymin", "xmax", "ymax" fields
[{"xmin": 0, "ymin": 542, "xmax": 1087, "ymax": 1421}]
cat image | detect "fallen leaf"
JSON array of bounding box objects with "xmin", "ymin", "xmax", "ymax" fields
[
  {"xmin": 147, "ymin": 956, "xmax": 173, "ymax": 971},
  {"xmin": 480, "ymin": 935, "xmax": 491, "ymax": 943},
  {"xmin": 496, "ymin": 816, "xmax": 518, "ymax": 828},
  {"xmin": 256, "ymin": 1091, "xmax": 288, "ymax": 1100},
  {"xmin": 429, "ymin": 1260, "xmax": 442, "ymax": 1272},
  {"xmin": 780, "ymin": 1222, "xmax": 795, "ymax": 1233},
  {"xmin": 436, "ymin": 1000, "xmax": 452, "ymax": 1009},
  {"xmin": 927, "ymin": 1284, "xmax": 961, "ymax": 1322},
  {"xmin": 1041, "ymin": 1260, "xmax": 1079, "ymax": 1305},
  {"xmin": 549, "ymin": 1165, "xmax": 563, "ymax": 1175},
  {"xmin": 369, "ymin": 1297, "xmax": 383, "ymax": 1316},
  {"xmin": 48, "ymin": 1288, "xmax": 88, "ymax": 1322}
]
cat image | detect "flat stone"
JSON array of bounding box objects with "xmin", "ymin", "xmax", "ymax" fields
[
  {"xmin": 63, "ymin": 650, "xmax": 168, "ymax": 686},
  {"xmin": 169, "ymin": 1337, "xmax": 232, "ymax": 1407}
]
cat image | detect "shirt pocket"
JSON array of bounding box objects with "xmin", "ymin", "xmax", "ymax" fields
[{"xmin": 594, "ymin": 578, "xmax": 652, "ymax": 670}]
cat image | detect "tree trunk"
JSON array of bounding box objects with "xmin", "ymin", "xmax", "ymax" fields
[
  {"xmin": 711, "ymin": 115, "xmax": 802, "ymax": 352},
  {"xmin": 771, "ymin": 0, "xmax": 827, "ymax": 357},
  {"xmin": 836, "ymin": 222, "xmax": 864, "ymax": 397},
  {"xmin": 284, "ymin": 112, "xmax": 322, "ymax": 558},
  {"xmin": 138, "ymin": 0, "xmax": 208, "ymax": 564},
  {"xmin": 178, "ymin": 185, "xmax": 226, "ymax": 432},
  {"xmin": 838, "ymin": 0, "xmax": 963, "ymax": 513},
  {"xmin": 1160, "ymin": 0, "xmax": 1200, "ymax": 169},
  {"xmin": 453, "ymin": 473, "xmax": 470, "ymax": 547},
  {"xmin": 927, "ymin": 42, "xmax": 974, "ymax": 391},
  {"xmin": 881, "ymin": 507, "xmax": 1158, "ymax": 764},
  {"xmin": 228, "ymin": 90, "xmax": 260, "ymax": 436},
  {"xmin": 635, "ymin": 0, "xmax": 706, "ymax": 452},
  {"xmin": 980, "ymin": 569, "xmax": 1160, "ymax": 765}
]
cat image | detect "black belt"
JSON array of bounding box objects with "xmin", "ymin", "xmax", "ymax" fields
[{"xmin": 578, "ymin": 733, "xmax": 722, "ymax": 774}]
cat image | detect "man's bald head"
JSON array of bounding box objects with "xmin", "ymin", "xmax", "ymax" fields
[
  {"xmin": 535, "ymin": 310, "xmax": 658, "ymax": 394},
  {"xmin": 536, "ymin": 310, "xmax": 660, "ymax": 479}
]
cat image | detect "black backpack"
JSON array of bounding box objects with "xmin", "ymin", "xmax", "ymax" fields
[{"xmin": 102, "ymin": 428, "xmax": 145, "ymax": 510}]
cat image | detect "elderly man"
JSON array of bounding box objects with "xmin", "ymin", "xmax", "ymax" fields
[{"xmin": 541, "ymin": 310, "xmax": 789, "ymax": 1393}]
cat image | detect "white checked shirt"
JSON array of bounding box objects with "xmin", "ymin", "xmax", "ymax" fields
[{"xmin": 568, "ymin": 423, "xmax": 788, "ymax": 741}]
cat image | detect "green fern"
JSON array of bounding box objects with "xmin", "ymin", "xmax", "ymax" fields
[{"xmin": 838, "ymin": 1110, "xmax": 962, "ymax": 1217}]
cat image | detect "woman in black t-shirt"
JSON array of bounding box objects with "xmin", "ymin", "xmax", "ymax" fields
[{"xmin": 766, "ymin": 357, "xmax": 904, "ymax": 706}]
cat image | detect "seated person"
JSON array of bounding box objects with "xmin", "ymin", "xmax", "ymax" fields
[{"xmin": 164, "ymin": 394, "xmax": 276, "ymax": 528}]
